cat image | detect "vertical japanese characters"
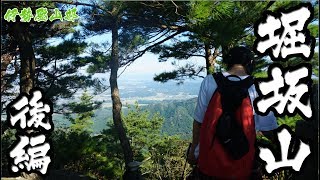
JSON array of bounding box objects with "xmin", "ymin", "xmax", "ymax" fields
[
  {"xmin": 6, "ymin": 88, "xmax": 54, "ymax": 175},
  {"xmin": 253, "ymin": 3, "xmax": 315, "ymax": 174}
]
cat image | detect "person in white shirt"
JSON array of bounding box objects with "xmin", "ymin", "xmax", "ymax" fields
[{"xmin": 187, "ymin": 46, "xmax": 278, "ymax": 169}]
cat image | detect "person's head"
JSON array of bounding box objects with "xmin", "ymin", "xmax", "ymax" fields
[{"xmin": 223, "ymin": 46, "xmax": 255, "ymax": 75}]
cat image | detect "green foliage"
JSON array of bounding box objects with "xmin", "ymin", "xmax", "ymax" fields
[
  {"xmin": 188, "ymin": 1, "xmax": 234, "ymax": 23},
  {"xmin": 146, "ymin": 99, "xmax": 196, "ymax": 138},
  {"xmin": 2, "ymin": 2, "xmax": 317, "ymax": 179},
  {"xmin": 253, "ymin": 71, "xmax": 268, "ymax": 78},
  {"xmin": 121, "ymin": 103, "xmax": 191, "ymax": 179},
  {"xmin": 35, "ymin": 37, "xmax": 100, "ymax": 102},
  {"xmin": 1, "ymin": 97, "xmax": 311, "ymax": 179},
  {"xmin": 37, "ymin": 40, "xmax": 87, "ymax": 61},
  {"xmin": 1, "ymin": 128, "xmax": 17, "ymax": 176},
  {"xmin": 147, "ymin": 136, "xmax": 191, "ymax": 179},
  {"xmin": 64, "ymin": 90, "xmax": 101, "ymax": 133},
  {"xmin": 152, "ymin": 1, "xmax": 319, "ymax": 84},
  {"xmin": 122, "ymin": 103, "xmax": 164, "ymax": 161},
  {"xmin": 51, "ymin": 99, "xmax": 196, "ymax": 136},
  {"xmin": 268, "ymin": 1, "xmax": 305, "ymax": 12},
  {"xmin": 154, "ymin": 64, "xmax": 204, "ymax": 84},
  {"xmin": 308, "ymin": 23, "xmax": 319, "ymax": 38},
  {"xmin": 50, "ymin": 90, "xmax": 121, "ymax": 179},
  {"xmin": 190, "ymin": 1, "xmax": 268, "ymax": 47},
  {"xmin": 51, "ymin": 128, "xmax": 123, "ymax": 179},
  {"xmin": 152, "ymin": 1, "xmax": 276, "ymax": 83},
  {"xmin": 151, "ymin": 36, "xmax": 205, "ymax": 62},
  {"xmin": 277, "ymin": 115, "xmax": 302, "ymax": 131},
  {"xmin": 85, "ymin": 48, "xmax": 111, "ymax": 74},
  {"xmin": 81, "ymin": 1, "xmax": 186, "ymax": 73},
  {"xmin": 1, "ymin": 1, "xmax": 100, "ymax": 111},
  {"xmin": 153, "ymin": 71, "xmax": 179, "ymax": 83},
  {"xmin": 48, "ymin": 102, "xmax": 192, "ymax": 179}
]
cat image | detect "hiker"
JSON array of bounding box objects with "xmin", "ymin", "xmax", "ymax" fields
[{"xmin": 187, "ymin": 46, "xmax": 278, "ymax": 179}]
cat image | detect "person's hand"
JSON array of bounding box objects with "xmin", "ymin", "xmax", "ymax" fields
[
  {"xmin": 187, "ymin": 146, "xmax": 197, "ymax": 165},
  {"xmin": 256, "ymin": 131, "xmax": 264, "ymax": 137}
]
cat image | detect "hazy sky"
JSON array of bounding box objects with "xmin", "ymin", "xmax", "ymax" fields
[{"xmin": 79, "ymin": 32, "xmax": 207, "ymax": 82}]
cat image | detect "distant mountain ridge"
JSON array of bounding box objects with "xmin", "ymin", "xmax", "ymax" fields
[
  {"xmin": 53, "ymin": 98, "xmax": 197, "ymax": 138},
  {"xmin": 145, "ymin": 98, "xmax": 196, "ymax": 138}
]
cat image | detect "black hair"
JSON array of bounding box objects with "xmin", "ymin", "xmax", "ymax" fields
[{"xmin": 224, "ymin": 46, "xmax": 254, "ymax": 71}]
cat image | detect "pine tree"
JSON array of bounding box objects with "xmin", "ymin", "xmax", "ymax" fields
[
  {"xmin": 1, "ymin": 2, "xmax": 100, "ymax": 113},
  {"xmin": 65, "ymin": 90, "xmax": 101, "ymax": 133},
  {"xmin": 71, "ymin": 2, "xmax": 189, "ymax": 176},
  {"xmin": 151, "ymin": 1, "xmax": 318, "ymax": 83}
]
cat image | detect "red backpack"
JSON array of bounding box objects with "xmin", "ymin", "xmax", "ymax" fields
[{"xmin": 198, "ymin": 72, "xmax": 256, "ymax": 179}]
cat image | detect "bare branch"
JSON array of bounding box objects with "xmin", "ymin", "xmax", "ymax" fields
[
  {"xmin": 118, "ymin": 61, "xmax": 134, "ymax": 78},
  {"xmin": 170, "ymin": 0, "xmax": 185, "ymax": 17},
  {"xmin": 92, "ymin": 81, "xmax": 111, "ymax": 96}
]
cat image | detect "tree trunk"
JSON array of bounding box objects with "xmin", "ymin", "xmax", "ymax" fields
[
  {"xmin": 12, "ymin": 22, "xmax": 41, "ymax": 180},
  {"xmin": 109, "ymin": 16, "xmax": 134, "ymax": 167},
  {"xmin": 204, "ymin": 43, "xmax": 218, "ymax": 74},
  {"xmin": 1, "ymin": 53, "xmax": 14, "ymax": 94},
  {"xmin": 1, "ymin": 53, "xmax": 14, "ymax": 115},
  {"xmin": 12, "ymin": 23, "xmax": 35, "ymax": 94}
]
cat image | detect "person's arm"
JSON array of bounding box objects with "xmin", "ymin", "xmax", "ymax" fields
[
  {"xmin": 188, "ymin": 120, "xmax": 201, "ymax": 165},
  {"xmin": 252, "ymin": 85, "xmax": 278, "ymax": 143},
  {"xmin": 191, "ymin": 120, "xmax": 201, "ymax": 149},
  {"xmin": 188, "ymin": 75, "xmax": 214, "ymax": 165}
]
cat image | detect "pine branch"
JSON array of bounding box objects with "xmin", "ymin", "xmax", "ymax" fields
[
  {"xmin": 144, "ymin": 29, "xmax": 171, "ymax": 46},
  {"xmin": 124, "ymin": 30, "xmax": 184, "ymax": 64},
  {"xmin": 53, "ymin": 0, "xmax": 113, "ymax": 15}
]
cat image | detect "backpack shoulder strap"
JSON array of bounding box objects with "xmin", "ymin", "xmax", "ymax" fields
[
  {"xmin": 212, "ymin": 72, "xmax": 225, "ymax": 88},
  {"xmin": 213, "ymin": 72, "xmax": 254, "ymax": 90},
  {"xmin": 239, "ymin": 75, "xmax": 254, "ymax": 90}
]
